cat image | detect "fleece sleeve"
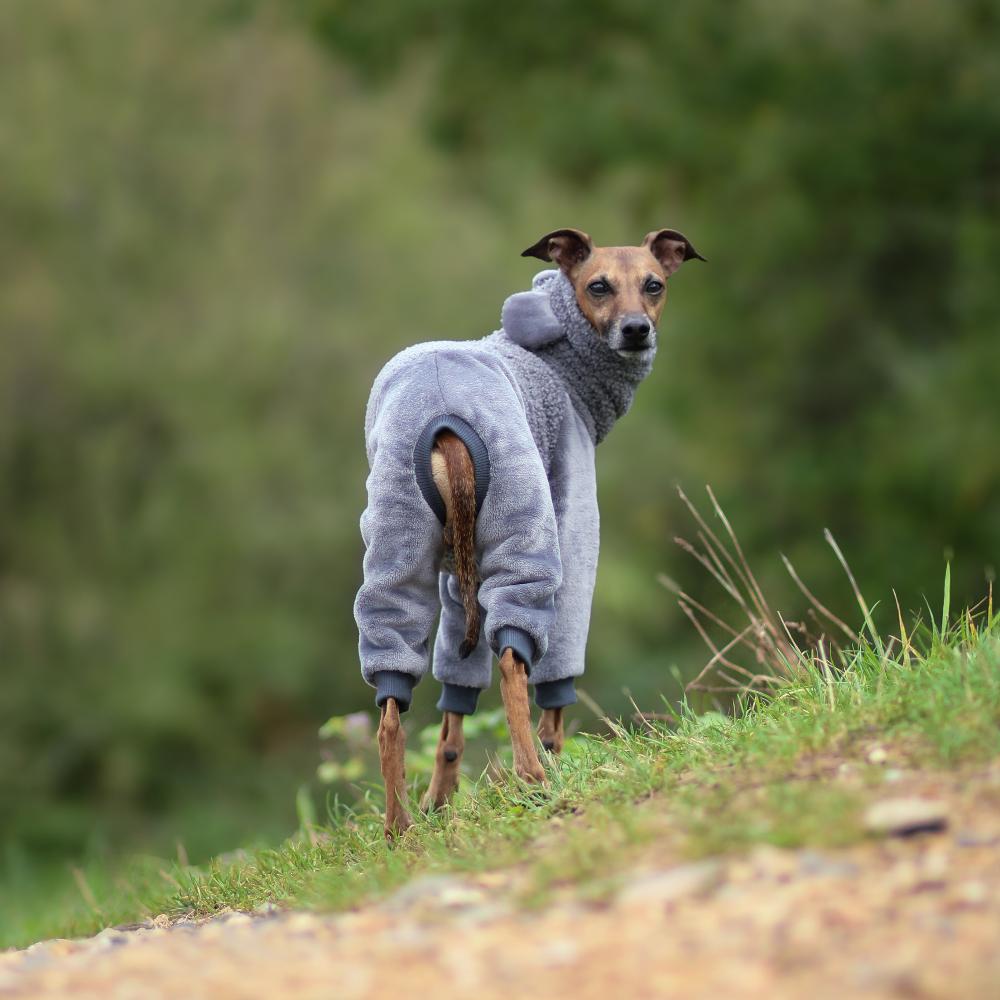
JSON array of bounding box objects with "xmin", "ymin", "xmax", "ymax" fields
[
  {"xmin": 354, "ymin": 352, "xmax": 454, "ymax": 704},
  {"xmin": 430, "ymin": 349, "xmax": 562, "ymax": 669},
  {"xmin": 355, "ymin": 343, "xmax": 562, "ymax": 713}
]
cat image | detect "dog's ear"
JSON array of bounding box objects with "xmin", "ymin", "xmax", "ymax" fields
[
  {"xmin": 643, "ymin": 229, "xmax": 706, "ymax": 276},
  {"xmin": 521, "ymin": 228, "xmax": 593, "ymax": 272}
]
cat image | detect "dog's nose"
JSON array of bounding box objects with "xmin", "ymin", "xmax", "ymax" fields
[{"xmin": 621, "ymin": 318, "xmax": 651, "ymax": 347}]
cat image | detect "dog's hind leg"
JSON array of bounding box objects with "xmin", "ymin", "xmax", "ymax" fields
[
  {"xmin": 498, "ymin": 648, "xmax": 547, "ymax": 784},
  {"xmin": 537, "ymin": 707, "xmax": 564, "ymax": 755},
  {"xmin": 378, "ymin": 698, "xmax": 413, "ymax": 840},
  {"xmin": 420, "ymin": 711, "xmax": 466, "ymax": 812}
]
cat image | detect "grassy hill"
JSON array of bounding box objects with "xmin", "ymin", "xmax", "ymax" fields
[{"xmin": 5, "ymin": 582, "xmax": 996, "ymax": 949}]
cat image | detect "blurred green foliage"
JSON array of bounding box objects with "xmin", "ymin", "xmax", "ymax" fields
[
  {"xmin": 313, "ymin": 707, "xmax": 511, "ymax": 800},
  {"xmin": 2, "ymin": 0, "xmax": 998, "ymax": 870}
]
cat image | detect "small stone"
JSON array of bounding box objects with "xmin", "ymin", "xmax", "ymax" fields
[
  {"xmin": 749, "ymin": 845, "xmax": 798, "ymax": 880},
  {"xmin": 922, "ymin": 848, "xmax": 950, "ymax": 879},
  {"xmin": 867, "ymin": 746, "xmax": 889, "ymax": 765},
  {"xmin": 797, "ymin": 850, "xmax": 860, "ymax": 878},
  {"xmin": 617, "ymin": 861, "xmax": 719, "ymax": 908},
  {"xmin": 956, "ymin": 831, "xmax": 999, "ymax": 848},
  {"xmin": 383, "ymin": 875, "xmax": 488, "ymax": 912},
  {"xmin": 90, "ymin": 928, "xmax": 131, "ymax": 950},
  {"xmin": 284, "ymin": 913, "xmax": 322, "ymax": 935},
  {"xmin": 539, "ymin": 938, "xmax": 579, "ymax": 967},
  {"xmin": 475, "ymin": 872, "xmax": 510, "ymax": 889},
  {"xmin": 953, "ymin": 880, "xmax": 988, "ymax": 906},
  {"xmin": 23, "ymin": 939, "xmax": 79, "ymax": 963},
  {"xmin": 453, "ymin": 903, "xmax": 510, "ymax": 925},
  {"xmin": 197, "ymin": 922, "xmax": 228, "ymax": 941},
  {"xmin": 864, "ymin": 798, "xmax": 949, "ymax": 837}
]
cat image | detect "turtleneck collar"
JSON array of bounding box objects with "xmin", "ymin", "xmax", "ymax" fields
[{"xmin": 500, "ymin": 270, "xmax": 656, "ymax": 444}]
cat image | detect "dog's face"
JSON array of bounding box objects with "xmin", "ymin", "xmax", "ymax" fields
[{"xmin": 521, "ymin": 228, "xmax": 704, "ymax": 356}]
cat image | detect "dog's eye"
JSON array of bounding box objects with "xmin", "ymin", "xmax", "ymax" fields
[
  {"xmin": 587, "ymin": 280, "xmax": 610, "ymax": 296},
  {"xmin": 644, "ymin": 279, "xmax": 664, "ymax": 295}
]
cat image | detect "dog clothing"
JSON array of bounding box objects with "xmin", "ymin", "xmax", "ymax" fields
[{"xmin": 354, "ymin": 269, "xmax": 656, "ymax": 714}]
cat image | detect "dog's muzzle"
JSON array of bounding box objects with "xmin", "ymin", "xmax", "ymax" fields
[{"xmin": 609, "ymin": 315, "xmax": 657, "ymax": 356}]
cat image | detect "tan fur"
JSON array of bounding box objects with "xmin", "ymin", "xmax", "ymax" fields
[
  {"xmin": 377, "ymin": 698, "xmax": 412, "ymax": 840},
  {"xmin": 432, "ymin": 431, "xmax": 479, "ymax": 657},
  {"xmin": 421, "ymin": 711, "xmax": 466, "ymax": 811},
  {"xmin": 537, "ymin": 707, "xmax": 564, "ymax": 754},
  {"xmin": 570, "ymin": 245, "xmax": 669, "ymax": 336},
  {"xmin": 430, "ymin": 450, "xmax": 451, "ymax": 509},
  {"xmin": 520, "ymin": 226, "xmax": 701, "ymax": 339},
  {"xmin": 498, "ymin": 648, "xmax": 547, "ymax": 784}
]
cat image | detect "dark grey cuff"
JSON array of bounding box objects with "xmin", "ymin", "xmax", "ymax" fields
[
  {"xmin": 373, "ymin": 671, "xmax": 417, "ymax": 712},
  {"xmin": 494, "ymin": 626, "xmax": 535, "ymax": 672},
  {"xmin": 413, "ymin": 414, "xmax": 491, "ymax": 525},
  {"xmin": 436, "ymin": 682, "xmax": 483, "ymax": 715},
  {"xmin": 533, "ymin": 676, "xmax": 577, "ymax": 710}
]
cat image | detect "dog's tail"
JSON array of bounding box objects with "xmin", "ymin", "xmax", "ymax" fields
[{"xmin": 432, "ymin": 431, "xmax": 480, "ymax": 658}]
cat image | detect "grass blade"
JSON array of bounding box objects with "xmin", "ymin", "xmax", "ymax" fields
[
  {"xmin": 893, "ymin": 588, "xmax": 912, "ymax": 668},
  {"xmin": 941, "ymin": 562, "xmax": 951, "ymax": 635},
  {"xmin": 824, "ymin": 529, "xmax": 884, "ymax": 658}
]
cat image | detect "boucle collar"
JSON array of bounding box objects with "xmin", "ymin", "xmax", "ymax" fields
[{"xmin": 500, "ymin": 270, "xmax": 655, "ymax": 444}]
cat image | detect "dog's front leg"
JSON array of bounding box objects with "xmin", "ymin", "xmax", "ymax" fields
[
  {"xmin": 537, "ymin": 707, "xmax": 564, "ymax": 755},
  {"xmin": 498, "ymin": 648, "xmax": 547, "ymax": 784},
  {"xmin": 420, "ymin": 711, "xmax": 465, "ymax": 812},
  {"xmin": 378, "ymin": 698, "xmax": 413, "ymax": 840}
]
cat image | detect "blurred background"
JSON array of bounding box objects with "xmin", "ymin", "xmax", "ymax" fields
[{"xmin": 2, "ymin": 0, "xmax": 998, "ymax": 894}]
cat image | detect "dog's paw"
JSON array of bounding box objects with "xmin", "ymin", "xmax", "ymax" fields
[
  {"xmin": 383, "ymin": 809, "xmax": 414, "ymax": 842},
  {"xmin": 515, "ymin": 761, "xmax": 549, "ymax": 786}
]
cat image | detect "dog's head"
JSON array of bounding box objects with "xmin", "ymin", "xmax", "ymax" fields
[{"xmin": 521, "ymin": 228, "xmax": 704, "ymax": 356}]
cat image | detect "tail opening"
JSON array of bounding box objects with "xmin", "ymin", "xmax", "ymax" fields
[{"xmin": 431, "ymin": 430, "xmax": 480, "ymax": 658}]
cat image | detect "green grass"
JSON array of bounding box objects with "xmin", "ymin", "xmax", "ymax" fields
[{"xmin": 6, "ymin": 597, "xmax": 997, "ymax": 949}]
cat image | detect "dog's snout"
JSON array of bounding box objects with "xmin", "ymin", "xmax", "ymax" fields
[{"xmin": 621, "ymin": 317, "xmax": 651, "ymax": 347}]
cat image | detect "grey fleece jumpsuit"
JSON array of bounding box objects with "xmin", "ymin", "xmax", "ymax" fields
[{"xmin": 354, "ymin": 269, "xmax": 656, "ymax": 714}]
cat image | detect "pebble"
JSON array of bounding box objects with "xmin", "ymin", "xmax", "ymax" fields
[
  {"xmin": 863, "ymin": 798, "xmax": 949, "ymax": 837},
  {"xmin": 797, "ymin": 850, "xmax": 860, "ymax": 879},
  {"xmin": 538, "ymin": 938, "xmax": 579, "ymax": 967},
  {"xmin": 382, "ymin": 874, "xmax": 488, "ymax": 912},
  {"xmin": 617, "ymin": 861, "xmax": 719, "ymax": 908},
  {"xmin": 953, "ymin": 881, "xmax": 988, "ymax": 906},
  {"xmin": 956, "ymin": 831, "xmax": 999, "ymax": 848},
  {"xmin": 90, "ymin": 929, "xmax": 131, "ymax": 951},
  {"xmin": 284, "ymin": 913, "xmax": 323, "ymax": 935}
]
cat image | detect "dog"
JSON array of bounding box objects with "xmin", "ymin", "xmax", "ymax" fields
[{"xmin": 354, "ymin": 228, "xmax": 703, "ymax": 837}]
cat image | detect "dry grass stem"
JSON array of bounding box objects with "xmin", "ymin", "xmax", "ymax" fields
[{"xmin": 669, "ymin": 487, "xmax": 860, "ymax": 695}]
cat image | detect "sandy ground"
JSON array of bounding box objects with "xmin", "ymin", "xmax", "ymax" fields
[{"xmin": 4, "ymin": 762, "xmax": 1000, "ymax": 1000}]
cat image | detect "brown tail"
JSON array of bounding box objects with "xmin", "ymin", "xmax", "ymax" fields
[{"xmin": 432, "ymin": 431, "xmax": 480, "ymax": 657}]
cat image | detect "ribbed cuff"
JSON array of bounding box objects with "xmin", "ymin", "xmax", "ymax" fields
[
  {"xmin": 372, "ymin": 671, "xmax": 417, "ymax": 712},
  {"xmin": 436, "ymin": 682, "xmax": 483, "ymax": 715},
  {"xmin": 533, "ymin": 677, "xmax": 577, "ymax": 709},
  {"xmin": 494, "ymin": 626, "xmax": 535, "ymax": 672},
  {"xmin": 413, "ymin": 415, "xmax": 491, "ymax": 524}
]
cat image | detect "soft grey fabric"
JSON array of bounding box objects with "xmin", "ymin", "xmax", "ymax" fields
[
  {"xmin": 354, "ymin": 269, "xmax": 656, "ymax": 706},
  {"xmin": 356, "ymin": 340, "xmax": 562, "ymax": 701}
]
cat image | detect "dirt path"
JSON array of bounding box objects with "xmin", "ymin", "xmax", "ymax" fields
[{"xmin": 4, "ymin": 763, "xmax": 1000, "ymax": 999}]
